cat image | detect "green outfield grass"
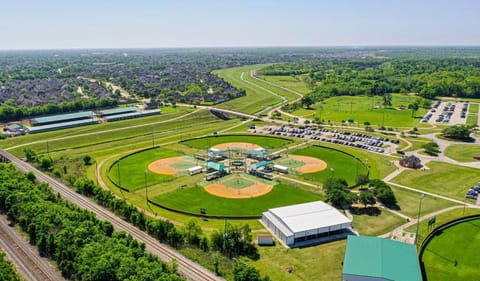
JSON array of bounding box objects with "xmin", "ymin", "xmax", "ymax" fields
[
  {"xmin": 292, "ymin": 94, "xmax": 429, "ymax": 128},
  {"xmin": 213, "ymin": 65, "xmax": 284, "ymax": 114},
  {"xmin": 109, "ymin": 147, "xmax": 182, "ymax": 191},
  {"xmin": 421, "ymin": 218, "xmax": 480, "ymax": 281},
  {"xmin": 390, "ymin": 186, "xmax": 457, "ymax": 218},
  {"xmin": 181, "ymin": 134, "xmax": 292, "ymax": 150},
  {"xmin": 391, "ymin": 161, "xmax": 480, "ymax": 200},
  {"xmin": 290, "ymin": 145, "xmax": 368, "ymax": 186},
  {"xmin": 152, "ymin": 184, "xmax": 323, "ymax": 217},
  {"xmin": 444, "ymin": 144, "xmax": 480, "ymax": 162}
]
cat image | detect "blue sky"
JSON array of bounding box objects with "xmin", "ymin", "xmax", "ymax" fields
[{"xmin": 1, "ymin": 0, "xmax": 479, "ymax": 49}]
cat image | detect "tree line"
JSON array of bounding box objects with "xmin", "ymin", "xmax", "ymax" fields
[
  {"xmin": 0, "ymin": 252, "xmax": 21, "ymax": 281},
  {"xmin": 23, "ymin": 148, "xmax": 270, "ymax": 281}
]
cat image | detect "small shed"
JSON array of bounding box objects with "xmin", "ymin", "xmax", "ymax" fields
[
  {"xmin": 188, "ymin": 166, "xmax": 203, "ymax": 176},
  {"xmin": 257, "ymin": 235, "xmax": 274, "ymax": 246},
  {"xmin": 399, "ymin": 155, "xmax": 422, "ymax": 169},
  {"xmin": 273, "ymin": 164, "xmax": 288, "ymax": 174}
]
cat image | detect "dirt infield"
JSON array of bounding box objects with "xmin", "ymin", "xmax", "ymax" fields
[
  {"xmin": 212, "ymin": 142, "xmax": 262, "ymax": 150},
  {"xmin": 288, "ymin": 155, "xmax": 327, "ymax": 173},
  {"xmin": 148, "ymin": 156, "xmax": 196, "ymax": 175},
  {"xmin": 205, "ymin": 177, "xmax": 273, "ymax": 199}
]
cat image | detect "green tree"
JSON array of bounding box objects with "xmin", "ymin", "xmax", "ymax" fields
[
  {"xmin": 301, "ymin": 95, "xmax": 315, "ymax": 109},
  {"xmin": 382, "ymin": 93, "xmax": 392, "ymax": 106},
  {"xmin": 359, "ymin": 192, "xmax": 376, "ymax": 208},
  {"xmin": 83, "ymin": 155, "xmax": 92, "ymax": 166},
  {"xmin": 24, "ymin": 147, "xmax": 37, "ymax": 162},
  {"xmin": 442, "ymin": 125, "xmax": 473, "ymax": 140},
  {"xmin": 355, "ymin": 174, "xmax": 369, "ymax": 187}
]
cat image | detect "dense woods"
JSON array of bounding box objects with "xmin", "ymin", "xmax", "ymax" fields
[
  {"xmin": 0, "ymin": 252, "xmax": 21, "ymax": 281},
  {"xmin": 261, "ymin": 57, "xmax": 480, "ymax": 100}
]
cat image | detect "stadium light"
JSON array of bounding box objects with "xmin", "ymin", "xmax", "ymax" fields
[{"xmin": 414, "ymin": 193, "xmax": 425, "ymax": 245}]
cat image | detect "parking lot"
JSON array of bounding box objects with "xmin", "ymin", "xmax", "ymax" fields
[
  {"xmin": 251, "ymin": 125, "xmax": 399, "ymax": 154},
  {"xmin": 422, "ymin": 101, "xmax": 469, "ymax": 125}
]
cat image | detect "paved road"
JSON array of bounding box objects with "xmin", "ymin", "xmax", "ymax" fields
[
  {"xmin": 0, "ymin": 215, "xmax": 65, "ymax": 281},
  {"xmin": 0, "ymin": 149, "xmax": 223, "ymax": 281}
]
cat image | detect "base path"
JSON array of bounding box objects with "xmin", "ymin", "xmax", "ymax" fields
[
  {"xmin": 212, "ymin": 142, "xmax": 261, "ymax": 150},
  {"xmin": 205, "ymin": 179, "xmax": 273, "ymax": 199},
  {"xmin": 148, "ymin": 156, "xmax": 196, "ymax": 175},
  {"xmin": 281, "ymin": 155, "xmax": 327, "ymax": 173}
]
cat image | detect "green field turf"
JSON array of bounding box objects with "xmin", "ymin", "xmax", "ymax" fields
[
  {"xmin": 213, "ymin": 65, "xmax": 284, "ymax": 114},
  {"xmin": 152, "ymin": 184, "xmax": 323, "ymax": 217},
  {"xmin": 390, "ymin": 161, "xmax": 480, "ymax": 200},
  {"xmin": 444, "ymin": 144, "xmax": 480, "ymax": 162},
  {"xmin": 290, "ymin": 145, "xmax": 368, "ymax": 186},
  {"xmin": 390, "ymin": 186, "xmax": 457, "ymax": 218},
  {"xmin": 421, "ymin": 218, "xmax": 480, "ymax": 281},
  {"xmin": 181, "ymin": 135, "xmax": 292, "ymax": 150},
  {"xmin": 466, "ymin": 114, "xmax": 478, "ymax": 126},
  {"xmin": 223, "ymin": 177, "xmax": 255, "ymax": 189},
  {"xmin": 351, "ymin": 208, "xmax": 406, "ymax": 236},
  {"xmin": 468, "ymin": 103, "xmax": 479, "ymax": 113},
  {"xmin": 109, "ymin": 147, "xmax": 182, "ymax": 191},
  {"xmin": 292, "ymin": 94, "xmax": 428, "ymax": 128}
]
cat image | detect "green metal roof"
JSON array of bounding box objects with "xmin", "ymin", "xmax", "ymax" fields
[
  {"xmin": 343, "ymin": 236, "xmax": 421, "ymax": 281},
  {"xmin": 248, "ymin": 161, "xmax": 271, "ymax": 170},
  {"xmin": 99, "ymin": 106, "xmax": 137, "ymax": 116},
  {"xmin": 31, "ymin": 111, "xmax": 93, "ymax": 124},
  {"xmin": 205, "ymin": 162, "xmax": 228, "ymax": 171}
]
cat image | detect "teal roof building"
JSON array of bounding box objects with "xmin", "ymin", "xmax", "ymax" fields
[{"xmin": 342, "ymin": 236, "xmax": 422, "ymax": 281}]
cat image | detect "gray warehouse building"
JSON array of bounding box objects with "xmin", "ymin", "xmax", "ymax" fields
[{"xmin": 262, "ymin": 201, "xmax": 352, "ymax": 247}]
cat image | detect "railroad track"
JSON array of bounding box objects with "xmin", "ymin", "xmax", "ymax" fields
[
  {"xmin": 0, "ymin": 215, "xmax": 65, "ymax": 281},
  {"xmin": 0, "ymin": 149, "xmax": 223, "ymax": 281}
]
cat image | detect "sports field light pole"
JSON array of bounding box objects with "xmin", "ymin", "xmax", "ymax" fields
[
  {"xmin": 144, "ymin": 170, "xmax": 148, "ymax": 203},
  {"xmin": 151, "ymin": 125, "xmax": 155, "ymax": 147},
  {"xmin": 330, "ymin": 167, "xmax": 335, "ymax": 179},
  {"xmin": 414, "ymin": 193, "xmax": 425, "ymax": 245}
]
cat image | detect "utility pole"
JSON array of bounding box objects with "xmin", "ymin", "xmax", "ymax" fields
[
  {"xmin": 414, "ymin": 194, "xmax": 425, "ymax": 245},
  {"xmin": 46, "ymin": 141, "xmax": 50, "ymax": 157}
]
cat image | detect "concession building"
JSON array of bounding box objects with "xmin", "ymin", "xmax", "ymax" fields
[{"xmin": 261, "ymin": 201, "xmax": 352, "ymax": 247}]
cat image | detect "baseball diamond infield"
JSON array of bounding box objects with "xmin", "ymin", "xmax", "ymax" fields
[
  {"xmin": 204, "ymin": 174, "xmax": 274, "ymax": 199},
  {"xmin": 279, "ymin": 155, "xmax": 327, "ymax": 173},
  {"xmin": 212, "ymin": 142, "xmax": 262, "ymax": 150},
  {"xmin": 148, "ymin": 156, "xmax": 197, "ymax": 175}
]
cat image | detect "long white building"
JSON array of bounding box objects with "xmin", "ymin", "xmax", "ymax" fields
[{"xmin": 262, "ymin": 201, "xmax": 352, "ymax": 247}]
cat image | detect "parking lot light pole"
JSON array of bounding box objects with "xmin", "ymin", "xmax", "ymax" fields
[{"xmin": 414, "ymin": 193, "xmax": 425, "ymax": 245}]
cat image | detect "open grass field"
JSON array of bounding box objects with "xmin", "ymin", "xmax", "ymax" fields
[
  {"xmin": 292, "ymin": 95, "xmax": 429, "ymax": 128},
  {"xmin": 152, "ymin": 184, "xmax": 323, "ymax": 217},
  {"xmin": 181, "ymin": 135, "xmax": 292, "ymax": 150},
  {"xmin": 257, "ymin": 75, "xmax": 311, "ymax": 95},
  {"xmin": 421, "ymin": 218, "xmax": 480, "ymax": 281},
  {"xmin": 391, "ymin": 161, "xmax": 480, "ymax": 200},
  {"xmin": 402, "ymin": 136, "xmax": 431, "ymax": 152},
  {"xmin": 444, "ymin": 144, "xmax": 480, "ymax": 162},
  {"xmin": 109, "ymin": 147, "xmax": 182, "ymax": 191},
  {"xmin": 390, "ymin": 186, "xmax": 457, "ymax": 218},
  {"xmin": 249, "ymin": 240, "xmax": 346, "ymax": 281},
  {"xmin": 466, "ymin": 114, "xmax": 478, "ymax": 126},
  {"xmin": 290, "ymin": 145, "xmax": 368, "ymax": 186},
  {"xmin": 350, "ymin": 208, "xmax": 406, "ymax": 236},
  {"xmin": 468, "ymin": 103, "xmax": 479, "ymax": 113},
  {"xmin": 213, "ymin": 65, "xmax": 284, "ymax": 114}
]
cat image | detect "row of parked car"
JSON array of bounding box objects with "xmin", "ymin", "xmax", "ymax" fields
[
  {"xmin": 465, "ymin": 182, "xmax": 480, "ymax": 200},
  {"xmin": 260, "ymin": 126, "xmax": 401, "ymax": 154},
  {"xmin": 460, "ymin": 103, "xmax": 469, "ymax": 119},
  {"xmin": 422, "ymin": 101, "xmax": 441, "ymax": 123}
]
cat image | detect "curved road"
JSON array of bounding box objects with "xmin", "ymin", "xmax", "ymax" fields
[{"xmin": 0, "ymin": 149, "xmax": 223, "ymax": 281}]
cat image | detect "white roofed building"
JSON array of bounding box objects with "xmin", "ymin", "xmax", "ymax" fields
[{"xmin": 262, "ymin": 201, "xmax": 352, "ymax": 247}]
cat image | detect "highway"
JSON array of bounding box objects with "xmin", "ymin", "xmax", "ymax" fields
[
  {"xmin": 0, "ymin": 215, "xmax": 65, "ymax": 281},
  {"xmin": 0, "ymin": 149, "xmax": 224, "ymax": 281}
]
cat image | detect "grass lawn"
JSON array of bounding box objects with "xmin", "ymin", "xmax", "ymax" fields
[
  {"xmin": 466, "ymin": 114, "xmax": 478, "ymax": 126},
  {"xmin": 468, "ymin": 103, "xmax": 479, "ymax": 113},
  {"xmin": 214, "ymin": 65, "xmax": 284, "ymax": 114},
  {"xmin": 444, "ymin": 144, "xmax": 480, "ymax": 162},
  {"xmin": 290, "ymin": 145, "xmax": 368, "ymax": 186},
  {"xmin": 390, "ymin": 186, "xmax": 457, "ymax": 218},
  {"xmin": 421, "ymin": 218, "xmax": 480, "ymax": 281},
  {"xmin": 402, "ymin": 136, "xmax": 431, "ymax": 152},
  {"xmin": 152, "ymin": 184, "xmax": 323, "ymax": 217},
  {"xmin": 257, "ymin": 74, "xmax": 311, "ymax": 95},
  {"xmin": 291, "ymin": 95, "xmax": 429, "ymax": 128},
  {"xmin": 350, "ymin": 207, "xmax": 406, "ymax": 236},
  {"xmin": 390, "ymin": 161, "xmax": 480, "ymax": 201},
  {"xmin": 249, "ymin": 240, "xmax": 346, "ymax": 281},
  {"xmin": 181, "ymin": 135, "xmax": 292, "ymax": 150},
  {"xmin": 109, "ymin": 147, "xmax": 181, "ymax": 191}
]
